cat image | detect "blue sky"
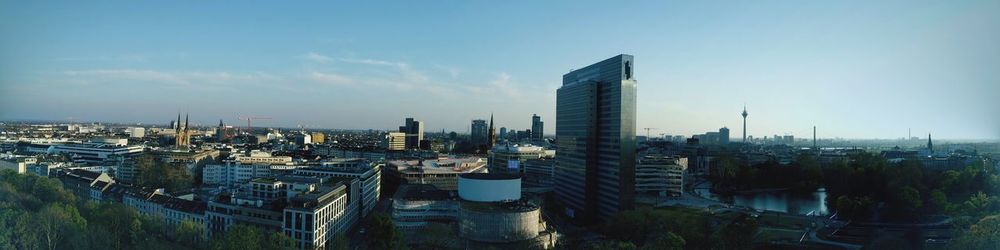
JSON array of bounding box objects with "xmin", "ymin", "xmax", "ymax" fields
[{"xmin": 1, "ymin": 1, "xmax": 998, "ymax": 139}]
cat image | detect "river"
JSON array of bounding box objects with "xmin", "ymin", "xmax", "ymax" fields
[{"xmin": 694, "ymin": 182, "xmax": 829, "ymax": 216}]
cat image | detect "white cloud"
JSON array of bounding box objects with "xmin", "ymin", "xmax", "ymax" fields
[
  {"xmin": 62, "ymin": 69, "xmax": 281, "ymax": 87},
  {"xmin": 301, "ymin": 52, "xmax": 333, "ymax": 63},
  {"xmin": 307, "ymin": 71, "xmax": 353, "ymax": 85}
]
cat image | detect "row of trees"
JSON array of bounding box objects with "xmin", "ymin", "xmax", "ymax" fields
[
  {"xmin": 710, "ymin": 151, "xmax": 1000, "ymax": 222},
  {"xmin": 593, "ymin": 207, "xmax": 758, "ymax": 250},
  {"xmin": 0, "ymin": 169, "xmax": 337, "ymax": 250}
]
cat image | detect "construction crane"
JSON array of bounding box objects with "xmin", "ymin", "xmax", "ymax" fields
[
  {"xmin": 643, "ymin": 128, "xmax": 659, "ymax": 138},
  {"xmin": 238, "ymin": 116, "xmax": 272, "ymax": 134}
]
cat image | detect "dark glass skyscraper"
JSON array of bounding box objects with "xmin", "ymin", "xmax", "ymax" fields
[
  {"xmin": 555, "ymin": 54, "xmax": 637, "ymax": 222},
  {"xmin": 532, "ymin": 114, "xmax": 544, "ymax": 140}
]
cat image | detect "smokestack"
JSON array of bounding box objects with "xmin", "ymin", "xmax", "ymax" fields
[{"xmin": 813, "ymin": 126, "xmax": 817, "ymax": 150}]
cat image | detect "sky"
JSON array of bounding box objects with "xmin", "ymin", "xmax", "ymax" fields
[{"xmin": 1, "ymin": 1, "xmax": 998, "ymax": 140}]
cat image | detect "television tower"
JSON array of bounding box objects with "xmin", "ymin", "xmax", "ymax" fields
[{"xmin": 741, "ymin": 105, "xmax": 748, "ymax": 143}]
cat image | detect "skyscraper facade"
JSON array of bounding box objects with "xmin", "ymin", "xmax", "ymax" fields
[
  {"xmin": 554, "ymin": 54, "xmax": 637, "ymax": 222},
  {"xmin": 531, "ymin": 114, "xmax": 544, "ymax": 140},
  {"xmin": 400, "ymin": 118, "xmax": 424, "ymax": 149},
  {"xmin": 719, "ymin": 127, "xmax": 730, "ymax": 144},
  {"xmin": 471, "ymin": 119, "xmax": 488, "ymax": 147}
]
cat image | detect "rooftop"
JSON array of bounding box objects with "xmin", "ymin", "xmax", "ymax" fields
[{"xmin": 387, "ymin": 157, "xmax": 486, "ymax": 174}]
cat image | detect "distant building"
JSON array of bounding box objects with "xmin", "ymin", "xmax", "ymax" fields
[
  {"xmin": 719, "ymin": 127, "xmax": 730, "ymax": 144},
  {"xmin": 383, "ymin": 132, "xmax": 407, "ymax": 151},
  {"xmin": 555, "ymin": 54, "xmax": 637, "ymax": 222},
  {"xmin": 488, "ymin": 144, "xmax": 549, "ymax": 174},
  {"xmin": 127, "ymin": 127, "xmax": 146, "ymax": 138},
  {"xmin": 532, "ymin": 114, "xmax": 544, "ymax": 140},
  {"xmin": 50, "ymin": 142, "xmax": 144, "ymax": 165},
  {"xmin": 471, "ymin": 119, "xmax": 488, "ymax": 147},
  {"xmin": 499, "ymin": 127, "xmax": 508, "ymax": 139},
  {"xmin": 0, "ymin": 156, "xmax": 35, "ymax": 174},
  {"xmin": 523, "ymin": 157, "xmax": 555, "ymax": 188},
  {"xmin": 400, "ymin": 118, "xmax": 425, "ymax": 149},
  {"xmin": 310, "ymin": 132, "xmax": 325, "ymax": 145}
]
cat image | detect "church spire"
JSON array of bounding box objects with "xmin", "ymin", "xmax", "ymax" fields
[{"xmin": 928, "ymin": 133, "xmax": 933, "ymax": 152}]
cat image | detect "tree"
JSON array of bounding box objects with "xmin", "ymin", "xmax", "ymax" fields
[
  {"xmin": 366, "ymin": 213, "xmax": 407, "ymax": 250},
  {"xmin": 15, "ymin": 212, "xmax": 41, "ymax": 250},
  {"xmin": 641, "ymin": 231, "xmax": 684, "ymax": 250},
  {"xmin": 416, "ymin": 223, "xmax": 457, "ymax": 249},
  {"xmin": 330, "ymin": 233, "xmax": 350, "ymax": 250},
  {"xmin": 176, "ymin": 219, "xmax": 206, "ymax": 248},
  {"xmin": 37, "ymin": 203, "xmax": 87, "ymax": 250},
  {"xmin": 211, "ymin": 224, "xmax": 263, "ymax": 250},
  {"xmin": 715, "ymin": 214, "xmax": 758, "ymax": 250},
  {"xmin": 263, "ymin": 231, "xmax": 296, "ymax": 250},
  {"xmin": 587, "ymin": 240, "xmax": 636, "ymax": 250},
  {"xmin": 947, "ymin": 215, "xmax": 1000, "ymax": 250}
]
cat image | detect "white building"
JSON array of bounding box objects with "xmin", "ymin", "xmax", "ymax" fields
[
  {"xmin": 635, "ymin": 155, "xmax": 687, "ymax": 196},
  {"xmin": 127, "ymin": 127, "xmax": 146, "ymax": 138},
  {"xmin": 123, "ymin": 188, "xmax": 206, "ymax": 226},
  {"xmin": 292, "ymin": 158, "xmax": 381, "ymax": 217},
  {"xmin": 0, "ymin": 155, "xmax": 35, "ymax": 174},
  {"xmin": 50, "ymin": 143, "xmax": 144, "ymax": 164}
]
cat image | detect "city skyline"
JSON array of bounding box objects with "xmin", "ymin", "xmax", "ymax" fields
[{"xmin": 2, "ymin": 1, "xmax": 999, "ymax": 140}]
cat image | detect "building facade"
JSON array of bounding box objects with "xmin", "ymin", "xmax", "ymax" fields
[{"xmin": 554, "ymin": 54, "xmax": 637, "ymax": 222}]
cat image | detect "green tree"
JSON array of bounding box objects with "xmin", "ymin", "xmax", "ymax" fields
[
  {"xmin": 37, "ymin": 203, "xmax": 87, "ymax": 250},
  {"xmin": 176, "ymin": 219, "xmax": 206, "ymax": 248},
  {"xmin": 211, "ymin": 224, "xmax": 263, "ymax": 250},
  {"xmin": 641, "ymin": 231, "xmax": 684, "ymax": 250},
  {"xmin": 366, "ymin": 213, "xmax": 407, "ymax": 250},
  {"xmin": 948, "ymin": 215, "xmax": 1000, "ymax": 250},
  {"xmin": 262, "ymin": 231, "xmax": 296, "ymax": 250},
  {"xmin": 416, "ymin": 223, "xmax": 457, "ymax": 249},
  {"xmin": 587, "ymin": 240, "xmax": 637, "ymax": 250},
  {"xmin": 715, "ymin": 214, "xmax": 758, "ymax": 250}
]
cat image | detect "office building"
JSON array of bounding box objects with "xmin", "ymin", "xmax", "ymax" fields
[
  {"xmin": 311, "ymin": 132, "xmax": 325, "ymax": 145},
  {"xmin": 383, "ymin": 132, "xmax": 407, "ymax": 151},
  {"xmin": 292, "ymin": 158, "xmax": 382, "ymax": 217},
  {"xmin": 50, "ymin": 142, "xmax": 145, "ymax": 165},
  {"xmin": 399, "ymin": 118, "xmax": 424, "ymax": 149},
  {"xmin": 719, "ymin": 127, "xmax": 730, "ymax": 144},
  {"xmin": 471, "ymin": 119, "xmax": 488, "ymax": 147},
  {"xmin": 531, "ymin": 114, "xmax": 544, "ymax": 140},
  {"xmin": 635, "ymin": 155, "xmax": 687, "ymax": 196},
  {"xmin": 385, "ymin": 157, "xmax": 488, "ymax": 190},
  {"xmin": 554, "ymin": 54, "xmax": 637, "ymax": 222},
  {"xmin": 488, "ymin": 144, "xmax": 550, "ymax": 174}
]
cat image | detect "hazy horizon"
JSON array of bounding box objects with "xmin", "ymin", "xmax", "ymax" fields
[{"xmin": 2, "ymin": 1, "xmax": 999, "ymax": 140}]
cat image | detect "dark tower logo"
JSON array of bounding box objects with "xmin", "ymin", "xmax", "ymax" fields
[{"xmin": 624, "ymin": 61, "xmax": 632, "ymax": 80}]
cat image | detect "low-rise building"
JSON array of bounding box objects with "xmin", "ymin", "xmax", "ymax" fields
[
  {"xmin": 385, "ymin": 157, "xmax": 487, "ymax": 190},
  {"xmin": 635, "ymin": 155, "xmax": 687, "ymax": 196},
  {"xmin": 206, "ymin": 175, "xmax": 361, "ymax": 250}
]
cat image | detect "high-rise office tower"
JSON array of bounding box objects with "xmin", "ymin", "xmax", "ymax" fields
[
  {"xmin": 499, "ymin": 127, "xmax": 508, "ymax": 139},
  {"xmin": 742, "ymin": 106, "xmax": 749, "ymax": 143},
  {"xmin": 400, "ymin": 118, "xmax": 424, "ymax": 149},
  {"xmin": 471, "ymin": 119, "xmax": 488, "ymax": 146},
  {"xmin": 532, "ymin": 114, "xmax": 544, "ymax": 140},
  {"xmin": 719, "ymin": 127, "xmax": 730, "ymax": 144},
  {"xmin": 554, "ymin": 54, "xmax": 637, "ymax": 222}
]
